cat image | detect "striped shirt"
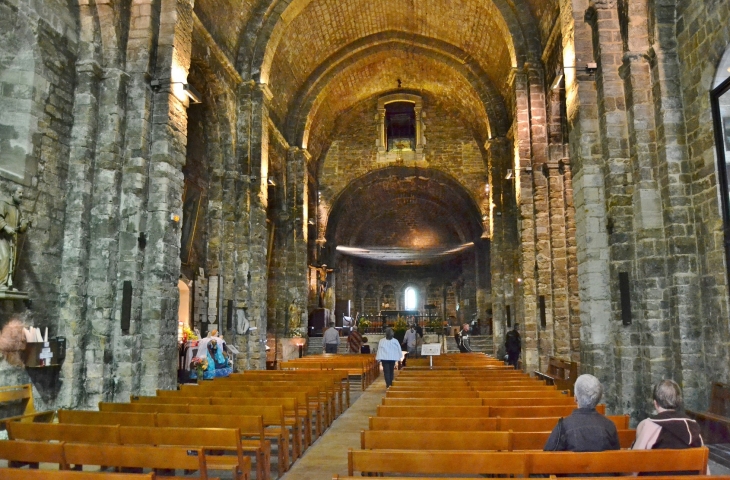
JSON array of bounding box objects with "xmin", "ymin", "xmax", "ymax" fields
[{"xmin": 376, "ymin": 338, "xmax": 403, "ymax": 361}]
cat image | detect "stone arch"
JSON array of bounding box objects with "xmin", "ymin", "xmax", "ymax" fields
[
  {"xmin": 285, "ymin": 33, "xmax": 508, "ymax": 148},
  {"xmin": 323, "ymin": 166, "xmax": 485, "ymax": 254}
]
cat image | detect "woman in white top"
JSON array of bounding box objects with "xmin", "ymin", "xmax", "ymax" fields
[{"xmin": 375, "ymin": 328, "xmax": 402, "ymax": 387}]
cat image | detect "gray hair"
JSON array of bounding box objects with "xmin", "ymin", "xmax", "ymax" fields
[
  {"xmin": 385, "ymin": 328, "xmax": 394, "ymax": 340},
  {"xmin": 653, "ymin": 379, "xmax": 682, "ymax": 410},
  {"xmin": 574, "ymin": 374, "xmax": 603, "ymax": 409}
]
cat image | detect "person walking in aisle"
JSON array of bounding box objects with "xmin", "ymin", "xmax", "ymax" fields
[
  {"xmin": 376, "ymin": 328, "xmax": 402, "ymax": 388},
  {"xmin": 323, "ymin": 322, "xmax": 340, "ymax": 354},
  {"xmin": 505, "ymin": 323, "xmax": 521, "ymax": 368}
]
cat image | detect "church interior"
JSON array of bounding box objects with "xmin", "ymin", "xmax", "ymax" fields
[{"xmin": 1, "ymin": 0, "xmax": 730, "ymax": 476}]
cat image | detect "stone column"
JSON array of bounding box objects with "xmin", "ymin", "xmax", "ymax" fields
[
  {"xmin": 138, "ymin": 0, "xmax": 195, "ymax": 394},
  {"xmin": 57, "ymin": 6, "xmax": 103, "ymax": 406},
  {"xmin": 486, "ymin": 137, "xmax": 515, "ymax": 358},
  {"xmin": 560, "ymin": 0, "xmax": 617, "ymax": 410},
  {"xmin": 234, "ymin": 82, "xmax": 272, "ymax": 370}
]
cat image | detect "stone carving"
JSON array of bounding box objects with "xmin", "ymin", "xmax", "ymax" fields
[
  {"xmin": 236, "ymin": 303, "xmax": 250, "ymax": 335},
  {"xmin": 0, "ymin": 188, "xmax": 30, "ymax": 291}
]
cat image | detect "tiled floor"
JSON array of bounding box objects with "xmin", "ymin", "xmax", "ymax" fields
[{"xmin": 278, "ymin": 375, "xmax": 387, "ymax": 480}]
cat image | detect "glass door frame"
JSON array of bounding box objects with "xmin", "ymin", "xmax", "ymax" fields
[{"xmin": 711, "ymin": 75, "xmax": 730, "ymax": 287}]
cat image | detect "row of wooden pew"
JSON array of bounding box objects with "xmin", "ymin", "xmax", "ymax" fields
[
  {"xmin": 336, "ymin": 354, "xmax": 714, "ymax": 479},
  {"xmin": 0, "ymin": 360, "xmax": 360, "ymax": 480},
  {"xmin": 280, "ymin": 353, "xmax": 378, "ymax": 389}
]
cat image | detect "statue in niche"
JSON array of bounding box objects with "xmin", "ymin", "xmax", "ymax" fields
[
  {"xmin": 288, "ymin": 300, "xmax": 302, "ymax": 333},
  {"xmin": 0, "ymin": 187, "xmax": 30, "ymax": 291}
]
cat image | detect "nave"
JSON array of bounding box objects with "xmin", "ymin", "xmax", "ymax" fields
[{"xmin": 0, "ymin": 352, "xmax": 730, "ymax": 479}]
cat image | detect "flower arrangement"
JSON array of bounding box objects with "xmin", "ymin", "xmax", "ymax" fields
[
  {"xmin": 190, "ymin": 356, "xmax": 208, "ymax": 380},
  {"xmin": 427, "ymin": 317, "xmax": 443, "ymax": 332},
  {"xmin": 182, "ymin": 326, "xmax": 198, "ymax": 343},
  {"xmin": 358, "ymin": 318, "xmax": 371, "ymax": 331},
  {"xmin": 393, "ymin": 316, "xmax": 408, "ymax": 333}
]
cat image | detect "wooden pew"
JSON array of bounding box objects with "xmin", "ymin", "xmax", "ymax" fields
[
  {"xmin": 93, "ymin": 404, "xmax": 292, "ymax": 470},
  {"xmin": 178, "ymin": 384, "xmax": 327, "ymax": 436},
  {"xmin": 118, "ymin": 426, "xmax": 251, "ymax": 480},
  {"xmin": 156, "ymin": 414, "xmax": 271, "ymax": 479},
  {"xmin": 7, "ymin": 422, "xmax": 119, "ymax": 444},
  {"xmin": 368, "ymin": 415, "xmax": 630, "ymax": 431},
  {"xmin": 0, "ymin": 470, "xmax": 155, "ymax": 479},
  {"xmin": 361, "ymin": 429, "xmax": 636, "ymax": 450},
  {"xmin": 346, "ymin": 448, "xmax": 709, "ymax": 476},
  {"xmin": 55, "ymin": 411, "xmax": 272, "ymax": 479},
  {"xmin": 511, "ymin": 429, "xmax": 636, "ymax": 449},
  {"xmin": 361, "ymin": 430, "xmax": 512, "ymax": 450},
  {"xmin": 478, "ymin": 390, "xmax": 570, "ymax": 398},
  {"xmin": 385, "ymin": 391, "xmax": 480, "ymax": 398},
  {"xmin": 235, "ymin": 369, "xmax": 353, "ymax": 407},
  {"xmin": 0, "ymin": 439, "xmax": 67, "ymax": 469},
  {"xmin": 534, "ymin": 357, "xmax": 579, "ymax": 393},
  {"xmin": 376, "ymin": 404, "xmax": 605, "ymax": 417},
  {"xmin": 58, "ymin": 410, "xmax": 154, "ymax": 427},
  {"xmin": 381, "ymin": 397, "xmax": 576, "ymax": 407},
  {"xmin": 0, "ymin": 385, "xmax": 54, "ymax": 429},
  {"xmin": 686, "ymin": 382, "xmax": 730, "ymax": 444},
  {"xmin": 62, "ymin": 443, "xmax": 229, "ymax": 480}
]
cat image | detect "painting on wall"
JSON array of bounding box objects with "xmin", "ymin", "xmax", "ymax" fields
[{"xmin": 181, "ymin": 180, "xmax": 203, "ymax": 265}]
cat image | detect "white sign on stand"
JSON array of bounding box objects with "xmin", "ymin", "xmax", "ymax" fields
[{"xmin": 420, "ymin": 343, "xmax": 442, "ymax": 369}]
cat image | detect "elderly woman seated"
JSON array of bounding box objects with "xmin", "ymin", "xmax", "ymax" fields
[{"xmin": 543, "ymin": 374, "xmax": 620, "ymax": 451}]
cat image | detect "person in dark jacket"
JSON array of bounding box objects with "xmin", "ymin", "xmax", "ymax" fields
[
  {"xmin": 632, "ymin": 379, "xmax": 704, "ymax": 450},
  {"xmin": 543, "ymin": 374, "xmax": 620, "ymax": 452},
  {"xmin": 505, "ymin": 324, "xmax": 521, "ymax": 368},
  {"xmin": 456, "ymin": 323, "xmax": 473, "ymax": 353}
]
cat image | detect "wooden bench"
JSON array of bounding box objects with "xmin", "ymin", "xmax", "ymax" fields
[
  {"xmin": 62, "ymin": 442, "xmax": 229, "ymax": 480},
  {"xmin": 55, "ymin": 411, "xmax": 271, "ymax": 479},
  {"xmin": 686, "ymin": 382, "xmax": 730, "ymax": 444},
  {"xmin": 361, "ymin": 429, "xmax": 637, "ymax": 450},
  {"xmin": 381, "ymin": 397, "xmax": 576, "ymax": 407},
  {"xmin": 376, "ymin": 404, "xmax": 605, "ymax": 418},
  {"xmin": 178, "ymin": 384, "xmax": 327, "ymax": 436},
  {"xmin": 333, "ymin": 476, "xmax": 729, "ymax": 480},
  {"xmin": 0, "ymin": 439, "xmax": 67, "ymax": 469},
  {"xmin": 93, "ymin": 404, "xmax": 292, "ymax": 471},
  {"xmin": 534, "ymin": 357, "xmax": 579, "ymax": 392},
  {"xmin": 0, "ymin": 385, "xmax": 54, "ymax": 430},
  {"xmin": 0, "ymin": 470, "xmax": 155, "ymax": 479},
  {"xmin": 234, "ymin": 370, "xmax": 352, "ymax": 407},
  {"xmin": 368, "ymin": 414, "xmax": 630, "ymax": 431},
  {"xmin": 346, "ymin": 447, "xmax": 709, "ymax": 476}
]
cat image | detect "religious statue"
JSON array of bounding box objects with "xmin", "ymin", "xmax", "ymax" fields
[
  {"xmin": 288, "ymin": 300, "xmax": 302, "ymax": 332},
  {"xmin": 324, "ymin": 285, "xmax": 336, "ymax": 314},
  {"xmin": 0, "ymin": 188, "xmax": 30, "ymax": 291}
]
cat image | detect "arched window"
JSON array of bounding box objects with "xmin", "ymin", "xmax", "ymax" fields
[
  {"xmin": 404, "ymin": 286, "xmax": 417, "ymax": 310},
  {"xmin": 712, "ymin": 46, "xmax": 730, "ymax": 286}
]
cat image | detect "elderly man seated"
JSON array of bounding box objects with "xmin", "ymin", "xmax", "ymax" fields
[{"xmin": 543, "ymin": 374, "xmax": 620, "ymax": 451}]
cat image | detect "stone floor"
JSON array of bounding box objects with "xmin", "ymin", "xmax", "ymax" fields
[{"xmin": 279, "ymin": 374, "xmax": 387, "ymax": 480}]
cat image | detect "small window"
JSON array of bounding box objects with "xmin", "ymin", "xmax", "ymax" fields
[
  {"xmin": 404, "ymin": 286, "xmax": 417, "ymax": 310},
  {"xmin": 386, "ymin": 102, "xmax": 416, "ymax": 151}
]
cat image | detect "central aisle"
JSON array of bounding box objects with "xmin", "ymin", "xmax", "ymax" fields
[{"xmin": 279, "ymin": 373, "xmax": 388, "ymax": 480}]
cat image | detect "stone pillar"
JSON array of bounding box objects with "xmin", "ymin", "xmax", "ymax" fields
[
  {"xmin": 57, "ymin": 5, "xmax": 103, "ymax": 405},
  {"xmin": 234, "ymin": 82, "xmax": 272, "ymax": 370},
  {"xmin": 138, "ymin": 0, "xmax": 195, "ymax": 394},
  {"xmin": 486, "ymin": 137, "xmax": 516, "ymax": 358},
  {"xmin": 559, "ymin": 0, "xmax": 617, "ymax": 410}
]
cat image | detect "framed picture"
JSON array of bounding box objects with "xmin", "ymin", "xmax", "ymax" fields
[{"xmin": 181, "ymin": 180, "xmax": 203, "ymax": 265}]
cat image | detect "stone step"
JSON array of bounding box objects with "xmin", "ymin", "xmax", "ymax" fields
[{"xmin": 446, "ymin": 335, "xmax": 493, "ymax": 354}]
